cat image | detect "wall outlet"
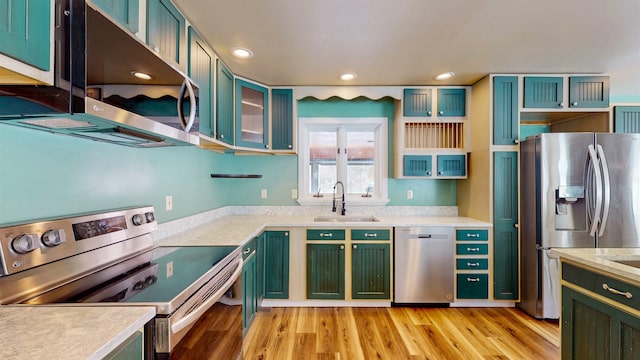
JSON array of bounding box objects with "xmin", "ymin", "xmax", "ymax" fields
[
  {"xmin": 407, "ymin": 190, "xmax": 413, "ymax": 199},
  {"xmin": 165, "ymin": 195, "xmax": 173, "ymax": 211},
  {"xmin": 291, "ymin": 189, "xmax": 298, "ymax": 198},
  {"xmin": 261, "ymin": 189, "xmax": 268, "ymax": 199},
  {"xmin": 166, "ymin": 261, "xmax": 173, "ymax": 278}
]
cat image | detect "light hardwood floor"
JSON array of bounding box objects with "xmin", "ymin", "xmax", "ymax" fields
[{"xmin": 243, "ymin": 307, "xmax": 559, "ymax": 360}]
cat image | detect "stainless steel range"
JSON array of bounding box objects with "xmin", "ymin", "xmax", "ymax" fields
[{"xmin": 0, "ymin": 206, "xmax": 242, "ymax": 359}]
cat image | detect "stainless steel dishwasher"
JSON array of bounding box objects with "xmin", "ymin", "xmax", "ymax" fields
[{"xmin": 394, "ymin": 226, "xmax": 454, "ymax": 304}]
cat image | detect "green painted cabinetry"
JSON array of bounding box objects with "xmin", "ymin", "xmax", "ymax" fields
[
  {"xmin": 147, "ymin": 0, "xmax": 185, "ymax": 66},
  {"xmin": 436, "ymin": 154, "xmax": 466, "ymax": 177},
  {"xmin": 235, "ymin": 79, "xmax": 269, "ymax": 150},
  {"xmin": 524, "ymin": 75, "xmax": 609, "ymax": 109},
  {"xmin": 264, "ymin": 231, "xmax": 290, "ymax": 299},
  {"xmin": 561, "ymin": 262, "xmax": 640, "ymax": 359},
  {"xmin": 403, "ymin": 155, "xmax": 432, "ymax": 177},
  {"xmin": 271, "ymin": 88, "xmax": 294, "ymax": 150},
  {"xmin": 216, "ymin": 60, "xmax": 234, "ymax": 144},
  {"xmin": 455, "ymin": 228, "xmax": 490, "ymax": 300},
  {"xmin": 523, "ymin": 76, "xmax": 563, "ymax": 108},
  {"xmin": 403, "ymin": 88, "xmax": 432, "ymax": 116},
  {"xmin": 493, "ymin": 76, "xmax": 519, "ymax": 145},
  {"xmin": 614, "ymin": 106, "xmax": 640, "ymax": 133},
  {"xmin": 104, "ymin": 331, "xmax": 143, "ymax": 360},
  {"xmin": 436, "ymin": 88, "xmax": 466, "ymax": 117},
  {"xmin": 0, "ymin": 0, "xmax": 50, "ymax": 70},
  {"xmin": 568, "ymin": 76, "xmax": 609, "ymax": 108},
  {"xmin": 306, "ymin": 229, "xmax": 345, "ymax": 241},
  {"xmin": 351, "ymin": 243, "xmax": 390, "ymax": 299},
  {"xmin": 242, "ymin": 238, "xmax": 258, "ymax": 333},
  {"xmin": 93, "ymin": 0, "xmax": 139, "ymax": 35},
  {"xmin": 456, "ymin": 274, "xmax": 489, "ymax": 299},
  {"xmin": 493, "ymin": 151, "xmax": 519, "ymax": 300},
  {"xmin": 187, "ymin": 28, "xmax": 214, "ymax": 136},
  {"xmin": 306, "ymin": 243, "xmax": 345, "ymax": 300}
]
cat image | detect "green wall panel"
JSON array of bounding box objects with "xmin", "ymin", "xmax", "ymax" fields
[{"xmin": 0, "ymin": 126, "xmax": 226, "ymax": 225}]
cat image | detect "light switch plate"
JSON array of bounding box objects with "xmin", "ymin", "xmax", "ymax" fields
[
  {"xmin": 291, "ymin": 189, "xmax": 298, "ymax": 198},
  {"xmin": 261, "ymin": 189, "xmax": 268, "ymax": 199},
  {"xmin": 407, "ymin": 190, "xmax": 413, "ymax": 199},
  {"xmin": 166, "ymin": 195, "xmax": 173, "ymax": 210}
]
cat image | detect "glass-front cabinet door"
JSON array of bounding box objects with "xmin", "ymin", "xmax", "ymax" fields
[{"xmin": 235, "ymin": 79, "xmax": 269, "ymax": 149}]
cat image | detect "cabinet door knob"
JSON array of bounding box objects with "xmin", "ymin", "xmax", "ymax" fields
[
  {"xmin": 439, "ymin": 110, "xmax": 444, "ymax": 115},
  {"xmin": 288, "ymin": 144, "xmax": 292, "ymax": 149},
  {"xmin": 340, "ymin": 245, "xmax": 345, "ymax": 250},
  {"xmin": 353, "ymin": 244, "xmax": 358, "ymax": 249},
  {"xmin": 265, "ymin": 144, "xmax": 269, "ymax": 149},
  {"xmin": 514, "ymin": 139, "xmax": 519, "ymax": 144},
  {"xmin": 559, "ymin": 102, "xmax": 564, "ymax": 107},
  {"xmin": 572, "ymin": 101, "xmax": 578, "ymax": 106},
  {"xmin": 427, "ymin": 110, "xmax": 432, "ymax": 116},
  {"xmin": 220, "ymin": 134, "xmax": 224, "ymax": 139},
  {"xmin": 514, "ymin": 223, "xmax": 519, "ymax": 228}
]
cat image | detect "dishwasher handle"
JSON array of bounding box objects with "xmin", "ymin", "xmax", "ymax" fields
[{"xmin": 418, "ymin": 234, "xmax": 433, "ymax": 239}]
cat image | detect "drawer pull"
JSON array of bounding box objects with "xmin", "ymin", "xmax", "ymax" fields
[
  {"xmin": 320, "ymin": 233, "xmax": 333, "ymax": 237},
  {"xmin": 243, "ymin": 248, "xmax": 251, "ymax": 254},
  {"xmin": 467, "ymin": 247, "xmax": 480, "ymax": 252},
  {"xmin": 467, "ymin": 233, "xmax": 479, "ymax": 238},
  {"xmin": 364, "ymin": 233, "xmax": 377, "ymax": 237},
  {"xmin": 602, "ymin": 283, "xmax": 633, "ymax": 299},
  {"xmin": 466, "ymin": 277, "xmax": 481, "ymax": 282},
  {"xmin": 467, "ymin": 262, "xmax": 480, "ymax": 267}
]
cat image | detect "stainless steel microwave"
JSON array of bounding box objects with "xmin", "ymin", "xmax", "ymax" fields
[{"xmin": 0, "ymin": 0, "xmax": 199, "ymax": 147}]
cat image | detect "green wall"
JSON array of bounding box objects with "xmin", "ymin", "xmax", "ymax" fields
[{"xmin": 0, "ymin": 125, "xmax": 226, "ymax": 225}]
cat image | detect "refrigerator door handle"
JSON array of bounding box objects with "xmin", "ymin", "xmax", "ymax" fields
[
  {"xmin": 596, "ymin": 144, "xmax": 611, "ymax": 237},
  {"xmin": 587, "ymin": 144, "xmax": 603, "ymax": 237}
]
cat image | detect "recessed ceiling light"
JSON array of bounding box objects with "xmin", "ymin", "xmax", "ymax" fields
[
  {"xmin": 434, "ymin": 72, "xmax": 455, "ymax": 81},
  {"xmin": 131, "ymin": 71, "xmax": 153, "ymax": 80},
  {"xmin": 231, "ymin": 47, "xmax": 253, "ymax": 59},
  {"xmin": 340, "ymin": 73, "xmax": 357, "ymax": 81}
]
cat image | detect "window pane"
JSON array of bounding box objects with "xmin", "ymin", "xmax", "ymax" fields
[
  {"xmin": 309, "ymin": 131, "xmax": 336, "ymax": 193},
  {"xmin": 346, "ymin": 131, "xmax": 375, "ymax": 194}
]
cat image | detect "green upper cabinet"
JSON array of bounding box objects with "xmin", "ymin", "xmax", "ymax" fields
[
  {"xmin": 493, "ymin": 151, "xmax": 519, "ymax": 300},
  {"xmin": 264, "ymin": 231, "xmax": 290, "ymax": 299},
  {"xmin": 568, "ymin": 76, "xmax": 609, "ymax": 108},
  {"xmin": 436, "ymin": 154, "xmax": 466, "ymax": 177},
  {"xmin": 351, "ymin": 243, "xmax": 390, "ymax": 299},
  {"xmin": 0, "ymin": 0, "xmax": 50, "ymax": 70},
  {"xmin": 271, "ymin": 88, "xmax": 294, "ymax": 151},
  {"xmin": 93, "ymin": 0, "xmax": 139, "ymax": 35},
  {"xmin": 235, "ymin": 79, "xmax": 269, "ymax": 150},
  {"xmin": 306, "ymin": 243, "xmax": 345, "ymax": 300},
  {"xmin": 147, "ymin": 0, "xmax": 185, "ymax": 66},
  {"xmin": 403, "ymin": 88, "xmax": 433, "ymax": 116},
  {"xmin": 216, "ymin": 60, "xmax": 234, "ymax": 144},
  {"xmin": 436, "ymin": 88, "xmax": 466, "ymax": 117},
  {"xmin": 403, "ymin": 155, "xmax": 432, "ymax": 177},
  {"xmin": 187, "ymin": 27, "xmax": 214, "ymax": 136},
  {"xmin": 614, "ymin": 106, "xmax": 640, "ymax": 133},
  {"xmin": 523, "ymin": 76, "xmax": 563, "ymax": 108},
  {"xmin": 493, "ymin": 76, "xmax": 519, "ymax": 145}
]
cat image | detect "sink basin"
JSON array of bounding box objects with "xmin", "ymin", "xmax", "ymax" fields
[
  {"xmin": 612, "ymin": 260, "xmax": 640, "ymax": 269},
  {"xmin": 313, "ymin": 216, "xmax": 380, "ymax": 223}
]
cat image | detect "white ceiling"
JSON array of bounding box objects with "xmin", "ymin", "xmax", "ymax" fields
[{"xmin": 174, "ymin": 0, "xmax": 640, "ymax": 96}]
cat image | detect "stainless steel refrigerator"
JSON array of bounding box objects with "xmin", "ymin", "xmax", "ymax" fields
[{"xmin": 518, "ymin": 132, "xmax": 640, "ymax": 319}]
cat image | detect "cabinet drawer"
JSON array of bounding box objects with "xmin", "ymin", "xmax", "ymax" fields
[
  {"xmin": 456, "ymin": 258, "xmax": 489, "ymax": 270},
  {"xmin": 242, "ymin": 238, "xmax": 257, "ymax": 259},
  {"xmin": 351, "ymin": 229, "xmax": 390, "ymax": 241},
  {"xmin": 456, "ymin": 244, "xmax": 488, "ymax": 255},
  {"xmin": 563, "ymin": 262, "xmax": 640, "ymax": 311},
  {"xmin": 456, "ymin": 229, "xmax": 488, "ymax": 241},
  {"xmin": 457, "ymin": 274, "xmax": 489, "ymax": 299},
  {"xmin": 306, "ymin": 229, "xmax": 346, "ymax": 240}
]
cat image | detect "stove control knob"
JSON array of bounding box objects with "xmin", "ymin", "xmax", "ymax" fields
[
  {"xmin": 145, "ymin": 212, "xmax": 155, "ymax": 223},
  {"xmin": 132, "ymin": 214, "xmax": 145, "ymax": 226},
  {"xmin": 12, "ymin": 234, "xmax": 38, "ymax": 254},
  {"xmin": 42, "ymin": 229, "xmax": 65, "ymax": 247},
  {"xmin": 133, "ymin": 281, "xmax": 146, "ymax": 291}
]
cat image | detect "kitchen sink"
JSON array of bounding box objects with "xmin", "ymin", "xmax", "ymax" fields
[{"xmin": 313, "ymin": 216, "xmax": 380, "ymax": 223}]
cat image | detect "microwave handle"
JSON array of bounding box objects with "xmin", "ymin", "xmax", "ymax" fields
[{"xmin": 177, "ymin": 78, "xmax": 197, "ymax": 132}]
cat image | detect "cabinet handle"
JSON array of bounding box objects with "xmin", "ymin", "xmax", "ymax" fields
[
  {"xmin": 340, "ymin": 245, "xmax": 345, "ymax": 250},
  {"xmin": 265, "ymin": 144, "xmax": 269, "ymax": 149},
  {"xmin": 602, "ymin": 283, "xmax": 633, "ymax": 299},
  {"xmin": 284, "ymin": 232, "xmax": 289, "ymax": 236},
  {"xmin": 514, "ymin": 139, "xmax": 519, "ymax": 144},
  {"xmin": 572, "ymin": 101, "xmax": 578, "ymax": 106},
  {"xmin": 466, "ymin": 277, "xmax": 481, "ymax": 282},
  {"xmin": 353, "ymin": 244, "xmax": 358, "ymax": 249},
  {"xmin": 467, "ymin": 247, "xmax": 480, "ymax": 252},
  {"xmin": 364, "ymin": 233, "xmax": 377, "ymax": 238},
  {"xmin": 559, "ymin": 102, "xmax": 564, "ymax": 107},
  {"xmin": 288, "ymin": 144, "xmax": 292, "ymax": 149},
  {"xmin": 439, "ymin": 110, "xmax": 444, "ymax": 115},
  {"xmin": 220, "ymin": 134, "xmax": 225, "ymax": 139},
  {"xmin": 514, "ymin": 224, "xmax": 519, "ymax": 228},
  {"xmin": 467, "ymin": 262, "xmax": 480, "ymax": 267},
  {"xmin": 466, "ymin": 233, "xmax": 479, "ymax": 238},
  {"xmin": 427, "ymin": 110, "xmax": 432, "ymax": 116},
  {"xmin": 320, "ymin": 233, "xmax": 332, "ymax": 237},
  {"xmin": 243, "ymin": 248, "xmax": 251, "ymax": 254}
]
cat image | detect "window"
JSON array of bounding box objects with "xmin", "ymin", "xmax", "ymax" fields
[{"xmin": 298, "ymin": 117, "xmax": 388, "ymax": 205}]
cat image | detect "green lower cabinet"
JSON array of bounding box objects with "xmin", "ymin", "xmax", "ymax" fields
[
  {"xmin": 306, "ymin": 244, "xmax": 345, "ymax": 300},
  {"xmin": 264, "ymin": 231, "xmax": 290, "ymax": 299},
  {"xmin": 256, "ymin": 233, "xmax": 265, "ymax": 302},
  {"xmin": 456, "ymin": 274, "xmax": 489, "ymax": 299},
  {"xmin": 242, "ymin": 252, "xmax": 257, "ymax": 333},
  {"xmin": 103, "ymin": 331, "xmax": 143, "ymax": 360},
  {"xmin": 561, "ymin": 286, "xmax": 640, "ymax": 360},
  {"xmin": 493, "ymin": 151, "xmax": 519, "ymax": 300},
  {"xmin": 351, "ymin": 243, "xmax": 390, "ymax": 299}
]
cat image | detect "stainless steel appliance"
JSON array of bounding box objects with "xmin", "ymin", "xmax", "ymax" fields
[
  {"xmin": 519, "ymin": 132, "xmax": 640, "ymax": 319},
  {"xmin": 0, "ymin": 207, "xmax": 242, "ymax": 359},
  {"xmin": 0, "ymin": 0, "xmax": 199, "ymax": 147},
  {"xmin": 394, "ymin": 226, "xmax": 454, "ymax": 304}
]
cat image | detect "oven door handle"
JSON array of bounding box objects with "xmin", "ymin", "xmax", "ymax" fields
[{"xmin": 170, "ymin": 257, "xmax": 243, "ymax": 334}]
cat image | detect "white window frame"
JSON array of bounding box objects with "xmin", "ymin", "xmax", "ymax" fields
[{"xmin": 297, "ymin": 117, "xmax": 389, "ymax": 206}]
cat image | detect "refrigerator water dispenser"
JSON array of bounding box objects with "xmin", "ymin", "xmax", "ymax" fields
[{"xmin": 555, "ymin": 186, "xmax": 586, "ymax": 230}]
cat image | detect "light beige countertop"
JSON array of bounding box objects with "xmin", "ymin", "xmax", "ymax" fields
[
  {"xmin": 154, "ymin": 214, "xmax": 492, "ymax": 247},
  {"xmin": 551, "ymin": 248, "xmax": 640, "ymax": 284},
  {"xmin": 0, "ymin": 306, "xmax": 155, "ymax": 360}
]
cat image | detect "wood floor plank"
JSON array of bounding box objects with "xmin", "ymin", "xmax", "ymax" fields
[{"xmin": 333, "ymin": 308, "xmax": 366, "ymax": 359}]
